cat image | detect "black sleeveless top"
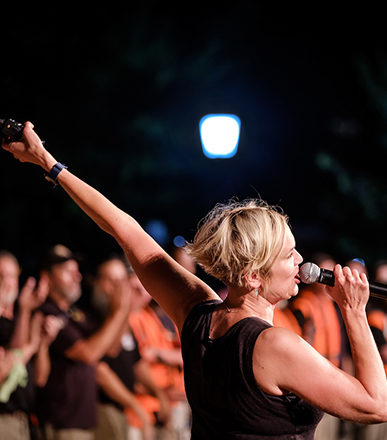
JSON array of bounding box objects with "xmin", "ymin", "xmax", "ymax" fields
[{"xmin": 181, "ymin": 300, "xmax": 323, "ymax": 439}]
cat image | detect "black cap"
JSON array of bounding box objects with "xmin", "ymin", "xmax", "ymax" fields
[{"xmin": 41, "ymin": 244, "xmax": 82, "ymax": 271}]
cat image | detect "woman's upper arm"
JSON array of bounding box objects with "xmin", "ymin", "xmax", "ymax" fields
[
  {"xmin": 115, "ymin": 219, "xmax": 219, "ymax": 331},
  {"xmin": 53, "ymin": 166, "xmax": 218, "ymax": 332},
  {"xmin": 254, "ymin": 327, "xmax": 384, "ymax": 423}
]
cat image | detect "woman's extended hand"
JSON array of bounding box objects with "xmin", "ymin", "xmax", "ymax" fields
[{"xmin": 1, "ymin": 121, "xmax": 56, "ymax": 171}]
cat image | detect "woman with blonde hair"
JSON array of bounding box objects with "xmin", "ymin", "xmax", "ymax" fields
[{"xmin": 3, "ymin": 122, "xmax": 387, "ymax": 439}]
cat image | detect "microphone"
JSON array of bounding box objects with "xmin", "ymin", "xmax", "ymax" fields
[
  {"xmin": 299, "ymin": 262, "xmax": 387, "ymax": 300},
  {"xmin": 299, "ymin": 262, "xmax": 335, "ymax": 286}
]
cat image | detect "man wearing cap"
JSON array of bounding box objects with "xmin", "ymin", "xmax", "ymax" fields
[{"xmin": 37, "ymin": 244, "xmax": 131, "ymax": 440}]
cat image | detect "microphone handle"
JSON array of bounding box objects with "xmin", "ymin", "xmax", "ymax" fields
[
  {"xmin": 369, "ymin": 282, "xmax": 387, "ymax": 300},
  {"xmin": 318, "ymin": 268, "xmax": 335, "ymax": 287},
  {"xmin": 317, "ymin": 267, "xmax": 387, "ymax": 300}
]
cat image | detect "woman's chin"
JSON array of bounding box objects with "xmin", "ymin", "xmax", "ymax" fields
[{"xmin": 290, "ymin": 285, "xmax": 299, "ymax": 297}]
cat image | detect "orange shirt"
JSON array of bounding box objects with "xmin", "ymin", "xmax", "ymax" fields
[
  {"xmin": 273, "ymin": 307, "xmax": 302, "ymax": 335},
  {"xmin": 291, "ymin": 290, "xmax": 342, "ymax": 366},
  {"xmin": 129, "ymin": 306, "xmax": 184, "ymax": 392},
  {"xmin": 367, "ymin": 309, "xmax": 387, "ymax": 376},
  {"xmin": 126, "ymin": 306, "xmax": 185, "ymax": 427}
]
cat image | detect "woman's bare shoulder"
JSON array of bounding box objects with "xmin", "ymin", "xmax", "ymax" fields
[{"xmin": 255, "ymin": 325, "xmax": 307, "ymax": 354}]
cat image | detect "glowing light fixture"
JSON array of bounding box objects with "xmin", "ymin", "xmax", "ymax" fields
[{"xmin": 199, "ymin": 114, "xmax": 241, "ymax": 159}]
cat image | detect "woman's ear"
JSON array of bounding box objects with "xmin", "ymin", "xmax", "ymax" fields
[{"xmin": 244, "ymin": 271, "xmax": 262, "ymax": 290}]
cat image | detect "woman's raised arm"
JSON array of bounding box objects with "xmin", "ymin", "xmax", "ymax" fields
[{"xmin": 2, "ymin": 122, "xmax": 218, "ymax": 331}]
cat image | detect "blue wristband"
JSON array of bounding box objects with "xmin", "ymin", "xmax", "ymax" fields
[{"xmin": 44, "ymin": 162, "xmax": 68, "ymax": 187}]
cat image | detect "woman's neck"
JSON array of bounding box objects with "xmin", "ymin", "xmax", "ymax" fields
[{"xmin": 224, "ymin": 286, "xmax": 275, "ymax": 325}]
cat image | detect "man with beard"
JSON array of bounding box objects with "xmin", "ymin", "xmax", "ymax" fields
[{"xmin": 37, "ymin": 245, "xmax": 131, "ymax": 440}]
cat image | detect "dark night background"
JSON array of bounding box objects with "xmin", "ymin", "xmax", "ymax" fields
[{"xmin": 1, "ymin": 3, "xmax": 387, "ymax": 281}]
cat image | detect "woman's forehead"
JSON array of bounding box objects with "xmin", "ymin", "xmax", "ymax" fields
[{"xmin": 282, "ymin": 226, "xmax": 295, "ymax": 249}]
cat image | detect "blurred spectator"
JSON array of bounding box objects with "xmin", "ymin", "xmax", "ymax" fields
[
  {"xmin": 331, "ymin": 258, "xmax": 370, "ymax": 440},
  {"xmin": 372, "ymin": 260, "xmax": 387, "ymax": 283},
  {"xmin": 273, "ymin": 300, "xmax": 301, "ymax": 335},
  {"xmin": 346, "ymin": 258, "xmax": 369, "ymax": 278},
  {"xmin": 0, "ymin": 347, "xmax": 16, "ymax": 384},
  {"xmin": 291, "ymin": 252, "xmax": 347, "ymax": 440},
  {"xmin": 128, "ymin": 269, "xmax": 191, "ymax": 440},
  {"xmin": 0, "ymin": 250, "xmax": 51, "ymax": 440},
  {"xmin": 36, "ymin": 244, "xmax": 131, "ymax": 440},
  {"xmin": 90, "ymin": 254, "xmax": 169, "ymax": 440},
  {"xmin": 291, "ymin": 253, "xmax": 344, "ymax": 366},
  {"xmin": 355, "ymin": 260, "xmax": 387, "ymax": 440},
  {"xmin": 0, "ymin": 251, "xmax": 21, "ymax": 321}
]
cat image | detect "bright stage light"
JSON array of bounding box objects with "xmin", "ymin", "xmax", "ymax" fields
[{"xmin": 199, "ymin": 114, "xmax": 241, "ymax": 159}]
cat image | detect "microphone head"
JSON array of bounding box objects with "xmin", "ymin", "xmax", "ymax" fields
[{"xmin": 299, "ymin": 262, "xmax": 320, "ymax": 284}]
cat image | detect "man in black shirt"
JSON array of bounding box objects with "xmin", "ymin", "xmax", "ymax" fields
[{"xmin": 37, "ymin": 245, "xmax": 131, "ymax": 440}]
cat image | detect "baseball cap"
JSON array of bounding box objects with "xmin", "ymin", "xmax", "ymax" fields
[{"xmin": 41, "ymin": 244, "xmax": 82, "ymax": 271}]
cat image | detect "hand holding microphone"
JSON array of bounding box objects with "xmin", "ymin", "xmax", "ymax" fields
[
  {"xmin": 299, "ymin": 262, "xmax": 387, "ymax": 301},
  {"xmin": 299, "ymin": 262, "xmax": 370, "ymax": 308}
]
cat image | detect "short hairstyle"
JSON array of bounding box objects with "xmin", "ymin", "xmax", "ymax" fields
[{"xmin": 186, "ymin": 198, "xmax": 289, "ymax": 288}]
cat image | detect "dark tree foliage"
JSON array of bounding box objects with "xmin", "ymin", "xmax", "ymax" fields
[{"xmin": 1, "ymin": 3, "xmax": 387, "ymax": 276}]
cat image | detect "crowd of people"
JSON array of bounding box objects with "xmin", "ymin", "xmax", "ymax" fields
[
  {"xmin": 2, "ymin": 242, "xmax": 387, "ymax": 440},
  {"xmin": 2, "ymin": 122, "xmax": 387, "ymax": 439},
  {"xmin": 0, "ymin": 245, "xmax": 193, "ymax": 440}
]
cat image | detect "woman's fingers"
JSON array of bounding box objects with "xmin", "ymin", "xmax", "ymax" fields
[{"xmin": 360, "ymin": 272, "xmax": 369, "ymax": 285}]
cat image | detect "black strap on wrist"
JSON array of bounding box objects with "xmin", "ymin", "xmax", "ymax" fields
[{"xmin": 44, "ymin": 162, "xmax": 68, "ymax": 187}]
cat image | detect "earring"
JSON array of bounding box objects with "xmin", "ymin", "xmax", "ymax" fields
[{"xmin": 254, "ymin": 288, "xmax": 259, "ymax": 297}]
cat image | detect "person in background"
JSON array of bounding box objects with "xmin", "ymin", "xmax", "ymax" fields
[
  {"xmin": 355, "ymin": 260, "xmax": 387, "ymax": 440},
  {"xmin": 290, "ymin": 253, "xmax": 341, "ymax": 363},
  {"xmin": 347, "ymin": 258, "xmax": 369, "ymax": 278},
  {"xmin": 272, "ymin": 299, "xmax": 301, "ymax": 335},
  {"xmin": 36, "ymin": 244, "xmax": 131, "ymax": 440},
  {"xmin": 90, "ymin": 254, "xmax": 169, "ymax": 440},
  {"xmin": 0, "ymin": 250, "xmax": 54, "ymax": 440},
  {"xmin": 128, "ymin": 268, "xmax": 190, "ymax": 440},
  {"xmin": 370, "ymin": 260, "xmax": 387, "ymax": 365},
  {"xmin": 290, "ymin": 252, "xmax": 350, "ymax": 440}
]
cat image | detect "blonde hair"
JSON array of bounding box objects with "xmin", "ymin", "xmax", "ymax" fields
[{"xmin": 186, "ymin": 199, "xmax": 288, "ymax": 288}]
